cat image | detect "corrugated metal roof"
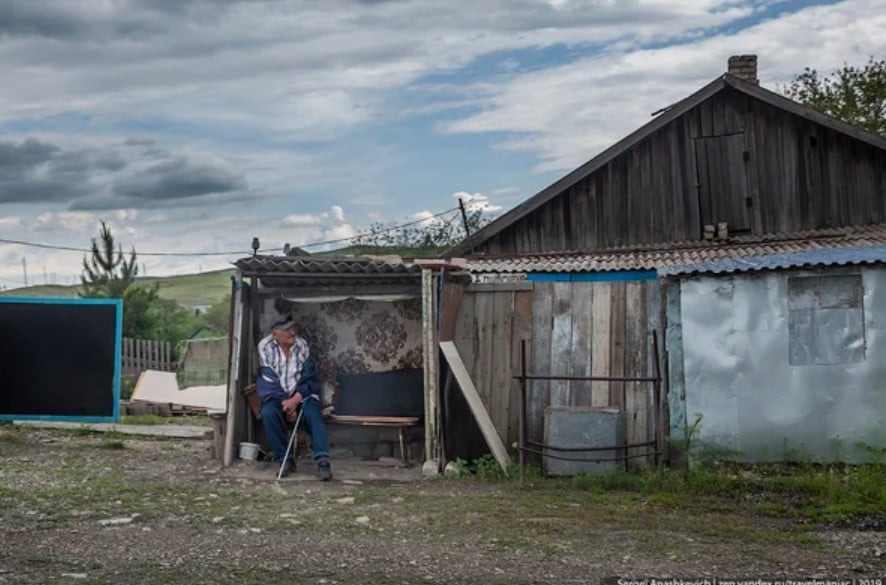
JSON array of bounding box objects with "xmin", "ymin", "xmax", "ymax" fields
[
  {"xmin": 661, "ymin": 245, "xmax": 886, "ymax": 276},
  {"xmin": 235, "ymin": 255, "xmax": 422, "ymax": 275},
  {"xmin": 461, "ymin": 224, "xmax": 886, "ymax": 276}
]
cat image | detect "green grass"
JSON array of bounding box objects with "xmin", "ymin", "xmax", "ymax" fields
[
  {"xmin": 148, "ymin": 269, "xmax": 235, "ymax": 308},
  {"xmin": 120, "ymin": 414, "xmax": 212, "ymax": 427},
  {"xmin": 566, "ymin": 463, "xmax": 886, "ymax": 524},
  {"xmin": 450, "ymin": 451, "xmax": 886, "ymax": 526},
  {"xmin": 0, "ymin": 268, "xmax": 235, "ymax": 308}
]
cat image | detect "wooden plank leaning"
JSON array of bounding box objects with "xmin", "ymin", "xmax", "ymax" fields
[{"xmin": 439, "ymin": 341, "xmax": 510, "ymax": 475}]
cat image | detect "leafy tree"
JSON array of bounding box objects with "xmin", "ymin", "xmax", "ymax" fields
[
  {"xmin": 350, "ymin": 205, "xmax": 490, "ymax": 253},
  {"xmin": 783, "ymin": 57, "xmax": 886, "ymax": 136},
  {"xmin": 200, "ymin": 295, "xmax": 232, "ymax": 335},
  {"xmin": 120, "ymin": 285, "xmax": 162, "ymax": 339},
  {"xmin": 80, "ymin": 220, "xmax": 139, "ymax": 298}
]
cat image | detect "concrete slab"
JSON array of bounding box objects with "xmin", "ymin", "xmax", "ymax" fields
[
  {"xmin": 224, "ymin": 458, "xmax": 424, "ymax": 483},
  {"xmin": 131, "ymin": 370, "xmax": 226, "ymax": 411},
  {"xmin": 13, "ymin": 421, "xmax": 211, "ymax": 439}
]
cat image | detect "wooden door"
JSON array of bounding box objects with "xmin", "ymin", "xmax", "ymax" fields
[{"xmin": 695, "ymin": 133, "xmax": 751, "ymax": 233}]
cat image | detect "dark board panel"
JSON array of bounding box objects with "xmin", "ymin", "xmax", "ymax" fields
[
  {"xmin": 0, "ymin": 298, "xmax": 121, "ymax": 421},
  {"xmin": 336, "ymin": 369, "xmax": 424, "ymax": 419}
]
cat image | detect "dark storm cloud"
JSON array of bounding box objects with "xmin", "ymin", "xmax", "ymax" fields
[
  {"xmin": 0, "ymin": 138, "xmax": 90, "ymax": 203},
  {"xmin": 0, "ymin": 136, "xmax": 250, "ymax": 210},
  {"xmin": 112, "ymin": 157, "xmax": 247, "ymax": 202}
]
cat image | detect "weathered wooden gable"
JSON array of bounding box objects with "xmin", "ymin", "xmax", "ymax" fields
[{"xmin": 469, "ymin": 82, "xmax": 886, "ymax": 255}]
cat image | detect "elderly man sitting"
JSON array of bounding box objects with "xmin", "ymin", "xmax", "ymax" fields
[{"xmin": 255, "ymin": 317, "xmax": 332, "ymax": 481}]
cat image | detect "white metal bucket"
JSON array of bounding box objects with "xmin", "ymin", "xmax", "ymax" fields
[{"xmin": 238, "ymin": 442, "xmax": 260, "ymax": 461}]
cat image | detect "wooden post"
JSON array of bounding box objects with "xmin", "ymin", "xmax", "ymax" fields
[
  {"xmin": 519, "ymin": 339, "xmax": 528, "ymax": 483},
  {"xmin": 652, "ymin": 330, "xmax": 663, "ymax": 478},
  {"xmin": 421, "ymin": 268, "xmax": 434, "ymax": 463},
  {"xmin": 223, "ymin": 281, "xmax": 245, "ymax": 466}
]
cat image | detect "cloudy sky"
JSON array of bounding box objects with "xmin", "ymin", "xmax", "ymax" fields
[{"xmin": 1, "ymin": 0, "xmax": 884, "ymax": 288}]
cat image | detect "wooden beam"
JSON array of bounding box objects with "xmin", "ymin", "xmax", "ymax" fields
[
  {"xmin": 438, "ymin": 280, "xmax": 464, "ymax": 343},
  {"xmin": 465, "ymin": 282, "xmax": 534, "ymax": 292},
  {"xmin": 223, "ymin": 282, "xmax": 244, "ymax": 466},
  {"xmin": 440, "ymin": 341, "xmax": 511, "ymax": 474},
  {"xmin": 421, "ymin": 269, "xmax": 434, "ymax": 462},
  {"xmin": 254, "ymin": 285, "xmax": 421, "ymax": 298}
]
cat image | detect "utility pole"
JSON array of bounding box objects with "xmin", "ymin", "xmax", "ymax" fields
[
  {"xmin": 22, "ymin": 258, "xmax": 28, "ymax": 286},
  {"xmin": 43, "ymin": 266, "xmax": 48, "ymax": 285},
  {"xmin": 458, "ymin": 198, "xmax": 476, "ymax": 254}
]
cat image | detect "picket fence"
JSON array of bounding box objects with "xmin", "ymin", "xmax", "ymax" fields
[{"xmin": 121, "ymin": 337, "xmax": 176, "ymax": 376}]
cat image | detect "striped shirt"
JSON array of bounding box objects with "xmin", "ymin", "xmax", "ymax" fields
[{"xmin": 257, "ymin": 334, "xmax": 310, "ymax": 396}]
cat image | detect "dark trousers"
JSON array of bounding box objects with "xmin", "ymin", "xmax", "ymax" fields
[{"xmin": 260, "ymin": 398, "xmax": 330, "ymax": 462}]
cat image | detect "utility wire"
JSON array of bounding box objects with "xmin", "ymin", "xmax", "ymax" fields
[
  {"xmin": 298, "ymin": 207, "xmax": 460, "ymax": 249},
  {"xmin": 0, "ymin": 206, "xmax": 462, "ymax": 257}
]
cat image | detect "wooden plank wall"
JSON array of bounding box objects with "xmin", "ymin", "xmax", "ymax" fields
[
  {"xmin": 451, "ymin": 280, "xmax": 662, "ymax": 467},
  {"xmin": 452, "ymin": 288, "xmax": 532, "ymax": 457},
  {"xmin": 478, "ymin": 86, "xmax": 886, "ymax": 255}
]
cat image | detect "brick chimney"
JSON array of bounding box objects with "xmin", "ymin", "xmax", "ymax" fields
[{"xmin": 727, "ymin": 54, "xmax": 758, "ymax": 85}]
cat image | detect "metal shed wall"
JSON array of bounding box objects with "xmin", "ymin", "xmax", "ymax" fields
[{"xmin": 675, "ymin": 266, "xmax": 886, "ymax": 463}]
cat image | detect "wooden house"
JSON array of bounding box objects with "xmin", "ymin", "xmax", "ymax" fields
[{"xmin": 445, "ymin": 55, "xmax": 886, "ymax": 466}]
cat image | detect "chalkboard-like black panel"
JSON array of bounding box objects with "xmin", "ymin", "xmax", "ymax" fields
[
  {"xmin": 0, "ymin": 298, "xmax": 121, "ymax": 421},
  {"xmin": 336, "ymin": 369, "xmax": 423, "ymax": 419}
]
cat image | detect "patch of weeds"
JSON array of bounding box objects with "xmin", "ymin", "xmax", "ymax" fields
[
  {"xmin": 474, "ymin": 454, "xmax": 510, "ymax": 480},
  {"xmin": 97, "ymin": 440, "xmax": 127, "ymax": 450},
  {"xmin": 0, "ymin": 429, "xmax": 24, "ymax": 444},
  {"xmin": 755, "ymin": 502, "xmax": 793, "ymax": 518},
  {"xmin": 120, "ymin": 414, "xmax": 167, "ymax": 425},
  {"xmin": 68, "ymin": 425, "xmax": 95, "ymax": 437},
  {"xmin": 644, "ymin": 492, "xmax": 692, "ymax": 508},
  {"xmin": 103, "ymin": 429, "xmax": 127, "ymax": 442},
  {"xmin": 24, "ymin": 555, "xmax": 58, "ymax": 566}
]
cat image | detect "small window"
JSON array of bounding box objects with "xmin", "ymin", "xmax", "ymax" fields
[{"xmin": 788, "ymin": 275, "xmax": 865, "ymax": 365}]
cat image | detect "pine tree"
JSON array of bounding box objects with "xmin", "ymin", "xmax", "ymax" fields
[{"xmin": 80, "ymin": 220, "xmax": 139, "ymax": 298}]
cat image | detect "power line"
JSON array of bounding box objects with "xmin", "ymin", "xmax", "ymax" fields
[
  {"xmin": 0, "ymin": 206, "xmax": 462, "ymax": 257},
  {"xmin": 299, "ymin": 208, "xmax": 461, "ymax": 249}
]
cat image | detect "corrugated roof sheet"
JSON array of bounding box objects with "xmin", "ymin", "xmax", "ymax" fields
[
  {"xmin": 461, "ymin": 224, "xmax": 886, "ymax": 276},
  {"xmin": 661, "ymin": 245, "xmax": 886, "ymax": 276},
  {"xmin": 235, "ymin": 255, "xmax": 422, "ymax": 275}
]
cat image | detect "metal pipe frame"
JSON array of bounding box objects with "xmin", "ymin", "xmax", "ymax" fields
[
  {"xmin": 517, "ymin": 335, "xmax": 664, "ymax": 482},
  {"xmin": 527, "ymin": 439, "xmax": 655, "ymax": 453},
  {"xmin": 520, "ymin": 445, "xmax": 663, "ymax": 463}
]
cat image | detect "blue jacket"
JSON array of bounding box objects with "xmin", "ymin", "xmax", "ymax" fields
[{"xmin": 256, "ymin": 356, "xmax": 322, "ymax": 406}]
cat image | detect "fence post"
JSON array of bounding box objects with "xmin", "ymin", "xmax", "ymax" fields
[{"xmin": 519, "ymin": 339, "xmax": 528, "ymax": 484}]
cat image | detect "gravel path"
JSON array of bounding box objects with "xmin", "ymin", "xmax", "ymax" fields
[{"xmin": 0, "ymin": 426, "xmax": 883, "ymax": 584}]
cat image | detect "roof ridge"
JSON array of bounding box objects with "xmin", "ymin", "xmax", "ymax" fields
[{"xmin": 462, "ymin": 224, "xmax": 886, "ymax": 260}]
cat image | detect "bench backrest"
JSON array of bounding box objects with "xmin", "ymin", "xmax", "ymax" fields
[{"xmin": 336, "ymin": 369, "xmax": 424, "ymax": 419}]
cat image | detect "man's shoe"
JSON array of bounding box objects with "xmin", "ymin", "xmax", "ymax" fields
[
  {"xmin": 316, "ymin": 457, "xmax": 332, "ymax": 481},
  {"xmin": 278, "ymin": 458, "xmax": 296, "ymax": 478}
]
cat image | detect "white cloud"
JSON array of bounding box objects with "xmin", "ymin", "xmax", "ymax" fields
[
  {"xmin": 0, "ymin": 0, "xmax": 771, "ymax": 140},
  {"xmin": 2, "ymin": 0, "xmax": 883, "ymax": 286},
  {"xmin": 453, "ymin": 192, "xmax": 504, "ymax": 214},
  {"xmin": 438, "ymin": 0, "xmax": 886, "ymax": 172}
]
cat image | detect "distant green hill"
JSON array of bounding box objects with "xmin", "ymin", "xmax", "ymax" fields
[
  {"xmin": 1, "ymin": 245, "xmax": 441, "ymax": 307},
  {"xmin": 0, "ymin": 268, "xmax": 237, "ymax": 308}
]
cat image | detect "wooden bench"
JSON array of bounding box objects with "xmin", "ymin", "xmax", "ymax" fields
[
  {"xmin": 327, "ymin": 414, "xmax": 419, "ymax": 466},
  {"xmin": 329, "ymin": 369, "xmax": 424, "ymax": 467},
  {"xmin": 244, "ymin": 369, "xmax": 423, "ymax": 466}
]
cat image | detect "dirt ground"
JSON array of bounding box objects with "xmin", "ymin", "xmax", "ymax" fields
[{"xmin": 0, "ymin": 426, "xmax": 883, "ymax": 584}]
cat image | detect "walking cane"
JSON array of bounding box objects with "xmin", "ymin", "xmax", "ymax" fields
[{"xmin": 276, "ymin": 406, "xmax": 305, "ymax": 481}]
